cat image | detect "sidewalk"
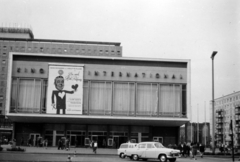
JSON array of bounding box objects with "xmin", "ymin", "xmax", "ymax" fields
[
  {"xmin": 1, "ymin": 144, "xmax": 238, "ymax": 157},
  {"xmin": 1, "ymin": 145, "xmax": 117, "ymax": 156}
]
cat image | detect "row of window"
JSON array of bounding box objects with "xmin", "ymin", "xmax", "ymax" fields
[
  {"xmin": 215, "ymin": 95, "xmax": 240, "ymax": 105},
  {"xmin": 0, "ymin": 45, "xmax": 121, "ymax": 56},
  {"xmin": 10, "ymin": 78, "xmax": 187, "ymax": 117}
]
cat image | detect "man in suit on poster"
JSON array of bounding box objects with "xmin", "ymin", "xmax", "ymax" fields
[{"xmin": 51, "ymin": 70, "xmax": 78, "ymax": 114}]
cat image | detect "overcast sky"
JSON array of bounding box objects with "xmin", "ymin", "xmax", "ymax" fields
[{"xmin": 0, "ymin": 0, "xmax": 239, "ymax": 123}]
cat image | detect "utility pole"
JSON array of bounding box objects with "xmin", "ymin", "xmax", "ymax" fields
[{"xmin": 211, "ymin": 51, "xmax": 217, "ymax": 154}]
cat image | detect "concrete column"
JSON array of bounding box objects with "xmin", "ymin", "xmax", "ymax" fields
[
  {"xmin": 12, "ymin": 122, "xmax": 15, "ymax": 140},
  {"xmin": 149, "ymin": 126, "xmax": 153, "ymax": 141},
  {"xmin": 138, "ymin": 132, "xmax": 142, "ymax": 143},
  {"xmin": 128, "ymin": 126, "xmax": 131, "ymax": 141},
  {"xmin": 53, "ymin": 130, "xmax": 56, "ymax": 146}
]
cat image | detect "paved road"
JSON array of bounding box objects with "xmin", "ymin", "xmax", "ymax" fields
[{"xmin": 0, "ymin": 152, "xmax": 237, "ymax": 162}]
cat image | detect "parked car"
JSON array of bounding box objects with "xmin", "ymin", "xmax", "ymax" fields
[
  {"xmin": 125, "ymin": 142, "xmax": 180, "ymax": 162},
  {"xmin": 117, "ymin": 143, "xmax": 137, "ymax": 158}
]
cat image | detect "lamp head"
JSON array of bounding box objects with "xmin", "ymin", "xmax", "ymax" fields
[{"xmin": 211, "ymin": 51, "xmax": 218, "ymax": 59}]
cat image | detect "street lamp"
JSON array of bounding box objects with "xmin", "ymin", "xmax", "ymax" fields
[{"xmin": 211, "ymin": 51, "xmax": 217, "ymax": 154}]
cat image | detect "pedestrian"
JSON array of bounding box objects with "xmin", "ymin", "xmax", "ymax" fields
[
  {"xmin": 66, "ymin": 138, "xmax": 70, "ymax": 151},
  {"xmin": 58, "ymin": 138, "xmax": 62, "ymax": 150},
  {"xmin": 27, "ymin": 137, "xmax": 32, "ymax": 147},
  {"xmin": 178, "ymin": 143, "xmax": 183, "ymax": 157},
  {"xmin": 224, "ymin": 144, "xmax": 228, "ymax": 154},
  {"xmin": 102, "ymin": 139, "xmax": 106, "ymax": 148},
  {"xmin": 21, "ymin": 137, "xmax": 24, "ymax": 146},
  {"xmin": 186, "ymin": 142, "xmax": 191, "ymax": 157},
  {"xmin": 91, "ymin": 140, "xmax": 94, "ymax": 152},
  {"xmin": 191, "ymin": 142, "xmax": 198, "ymax": 160},
  {"xmin": 93, "ymin": 140, "xmax": 98, "ymax": 154},
  {"xmin": 182, "ymin": 142, "xmax": 187, "ymax": 157},
  {"xmin": 67, "ymin": 154, "xmax": 72, "ymax": 162},
  {"xmin": 45, "ymin": 138, "xmax": 48, "ymax": 149},
  {"xmin": 75, "ymin": 139, "xmax": 78, "ymax": 147},
  {"xmin": 219, "ymin": 143, "xmax": 224, "ymax": 153},
  {"xmin": 199, "ymin": 144, "xmax": 205, "ymax": 158},
  {"xmin": 11, "ymin": 139, "xmax": 16, "ymax": 148}
]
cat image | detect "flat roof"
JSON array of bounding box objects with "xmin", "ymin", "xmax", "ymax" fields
[
  {"xmin": 0, "ymin": 37, "xmax": 121, "ymax": 46},
  {"xmin": 12, "ymin": 52, "xmax": 190, "ymax": 64}
]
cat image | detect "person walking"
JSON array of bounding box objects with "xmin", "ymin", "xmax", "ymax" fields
[
  {"xmin": 191, "ymin": 142, "xmax": 198, "ymax": 160},
  {"xmin": 44, "ymin": 138, "xmax": 48, "ymax": 149},
  {"xmin": 21, "ymin": 137, "xmax": 24, "ymax": 146},
  {"xmin": 178, "ymin": 143, "xmax": 184, "ymax": 157},
  {"xmin": 27, "ymin": 137, "xmax": 32, "ymax": 147},
  {"xmin": 199, "ymin": 144, "xmax": 205, "ymax": 158},
  {"xmin": 66, "ymin": 138, "xmax": 70, "ymax": 151},
  {"xmin": 58, "ymin": 138, "xmax": 62, "ymax": 150},
  {"xmin": 93, "ymin": 140, "xmax": 98, "ymax": 154}
]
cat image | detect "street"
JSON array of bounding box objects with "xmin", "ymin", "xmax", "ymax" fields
[{"xmin": 0, "ymin": 152, "xmax": 237, "ymax": 162}]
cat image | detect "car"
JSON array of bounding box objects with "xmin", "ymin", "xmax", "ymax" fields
[
  {"xmin": 117, "ymin": 143, "xmax": 137, "ymax": 159},
  {"xmin": 125, "ymin": 142, "xmax": 180, "ymax": 162}
]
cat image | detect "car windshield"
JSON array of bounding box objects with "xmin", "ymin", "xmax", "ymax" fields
[{"xmin": 154, "ymin": 143, "xmax": 165, "ymax": 148}]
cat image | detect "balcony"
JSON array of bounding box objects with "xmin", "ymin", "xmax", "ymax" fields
[
  {"xmin": 216, "ymin": 125, "xmax": 223, "ymax": 129},
  {"xmin": 236, "ymin": 115, "xmax": 240, "ymax": 121},
  {"xmin": 216, "ymin": 115, "xmax": 223, "ymax": 118},
  {"xmin": 216, "ymin": 120, "xmax": 224, "ymax": 124},
  {"xmin": 217, "ymin": 132, "xmax": 223, "ymax": 135},
  {"xmin": 216, "ymin": 137, "xmax": 223, "ymax": 141},
  {"xmin": 236, "ymin": 130, "xmax": 240, "ymax": 134},
  {"xmin": 235, "ymin": 109, "xmax": 240, "ymax": 115}
]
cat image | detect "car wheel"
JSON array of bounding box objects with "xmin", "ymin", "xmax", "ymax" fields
[
  {"xmin": 159, "ymin": 154, "xmax": 167, "ymax": 162},
  {"xmin": 132, "ymin": 154, "xmax": 139, "ymax": 161},
  {"xmin": 119, "ymin": 153, "xmax": 125, "ymax": 159},
  {"xmin": 169, "ymin": 158, "xmax": 176, "ymax": 162}
]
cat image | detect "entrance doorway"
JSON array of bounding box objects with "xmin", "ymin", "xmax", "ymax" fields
[
  {"xmin": 76, "ymin": 136, "xmax": 85, "ymax": 147},
  {"xmin": 29, "ymin": 133, "xmax": 40, "ymax": 146},
  {"xmin": 70, "ymin": 135, "xmax": 76, "ymax": 146},
  {"xmin": 113, "ymin": 136, "xmax": 119, "ymax": 148}
]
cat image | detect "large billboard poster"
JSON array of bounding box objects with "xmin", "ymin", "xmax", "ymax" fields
[{"xmin": 46, "ymin": 65, "xmax": 83, "ymax": 115}]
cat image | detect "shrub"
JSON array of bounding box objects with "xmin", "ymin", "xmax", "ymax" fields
[{"xmin": 0, "ymin": 147, "xmax": 3, "ymax": 151}]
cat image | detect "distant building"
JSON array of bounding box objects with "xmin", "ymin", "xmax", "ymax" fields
[
  {"xmin": 209, "ymin": 91, "xmax": 240, "ymax": 147},
  {"xmin": 184, "ymin": 122, "xmax": 210, "ymax": 146},
  {"xmin": 0, "ymin": 26, "xmax": 191, "ymax": 147}
]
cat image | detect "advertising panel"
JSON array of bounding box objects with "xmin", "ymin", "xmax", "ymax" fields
[{"xmin": 46, "ymin": 65, "xmax": 83, "ymax": 115}]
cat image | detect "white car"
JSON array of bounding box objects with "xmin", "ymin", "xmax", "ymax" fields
[
  {"xmin": 117, "ymin": 143, "xmax": 137, "ymax": 158},
  {"xmin": 125, "ymin": 142, "xmax": 180, "ymax": 162}
]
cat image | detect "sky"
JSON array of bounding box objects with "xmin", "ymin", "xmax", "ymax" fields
[{"xmin": 0, "ymin": 0, "xmax": 239, "ymax": 123}]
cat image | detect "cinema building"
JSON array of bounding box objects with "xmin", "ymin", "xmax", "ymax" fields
[{"xmin": 0, "ymin": 27, "xmax": 191, "ymax": 148}]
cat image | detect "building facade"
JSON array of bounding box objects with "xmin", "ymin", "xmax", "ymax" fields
[
  {"xmin": 209, "ymin": 91, "xmax": 240, "ymax": 147},
  {"xmin": 0, "ymin": 27, "xmax": 191, "ymax": 148}
]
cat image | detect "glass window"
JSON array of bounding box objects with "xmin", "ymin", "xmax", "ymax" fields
[
  {"xmin": 147, "ymin": 143, "xmax": 153, "ymax": 148},
  {"xmin": 18, "ymin": 79, "xmax": 41, "ymax": 111},
  {"xmin": 120, "ymin": 144, "xmax": 128, "ymax": 148},
  {"xmin": 154, "ymin": 142, "xmax": 164, "ymax": 148},
  {"xmin": 10, "ymin": 78, "xmax": 46, "ymax": 113},
  {"xmin": 138, "ymin": 144, "xmax": 146, "ymax": 148},
  {"xmin": 114, "ymin": 82, "xmax": 135, "ymax": 115},
  {"xmin": 160, "ymin": 84, "xmax": 181, "ymax": 115},
  {"xmin": 88, "ymin": 81, "xmax": 111, "ymax": 115},
  {"xmin": 136, "ymin": 83, "xmax": 158, "ymax": 116}
]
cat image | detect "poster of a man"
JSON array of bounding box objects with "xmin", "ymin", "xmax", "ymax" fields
[
  {"xmin": 47, "ymin": 65, "xmax": 83, "ymax": 115},
  {"xmin": 51, "ymin": 70, "xmax": 77, "ymax": 114}
]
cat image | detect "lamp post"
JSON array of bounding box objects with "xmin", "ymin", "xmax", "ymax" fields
[{"xmin": 211, "ymin": 51, "xmax": 218, "ymax": 154}]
